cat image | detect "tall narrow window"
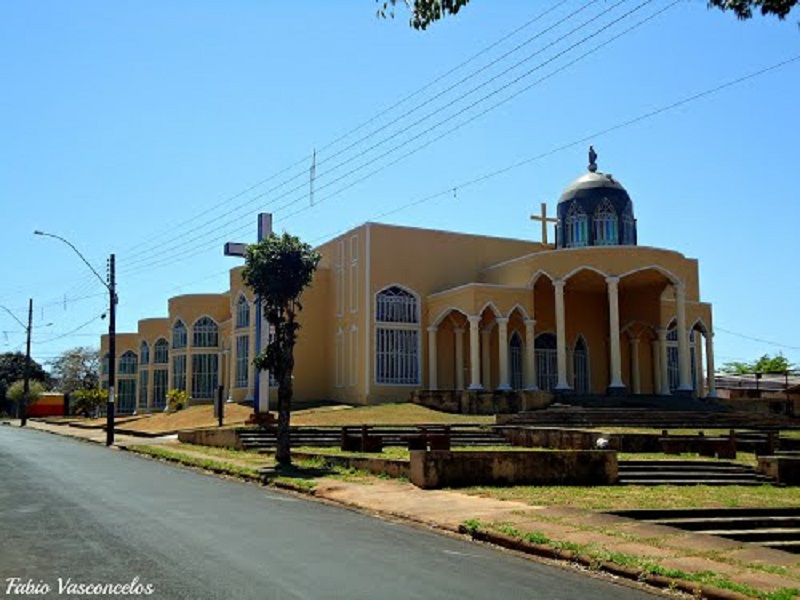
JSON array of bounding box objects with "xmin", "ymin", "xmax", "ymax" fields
[
  {"xmin": 236, "ymin": 294, "xmax": 250, "ymax": 329},
  {"xmin": 621, "ymin": 201, "xmax": 635, "ymax": 245},
  {"xmin": 119, "ymin": 351, "xmax": 138, "ymax": 375},
  {"xmin": 565, "ymin": 201, "xmax": 588, "ymax": 248},
  {"xmin": 573, "ymin": 335, "xmax": 590, "ymax": 393},
  {"xmin": 335, "ymin": 240, "xmax": 345, "ymax": 316},
  {"xmin": 102, "ymin": 353, "xmax": 109, "ymax": 375},
  {"xmin": 153, "ymin": 338, "xmax": 169, "ymax": 364},
  {"xmin": 509, "ymin": 332, "xmax": 523, "ymax": 390},
  {"xmin": 172, "ymin": 355, "xmax": 187, "ymax": 392},
  {"xmin": 117, "ymin": 379, "xmax": 136, "ymax": 415},
  {"xmin": 139, "ymin": 370, "xmax": 149, "ymax": 410},
  {"xmin": 192, "ymin": 354, "xmax": 218, "ymax": 399},
  {"xmin": 152, "ymin": 368, "xmax": 168, "ymax": 410},
  {"xmin": 236, "ymin": 335, "xmax": 249, "ymax": 388},
  {"xmin": 140, "ymin": 341, "xmax": 150, "ymax": 365},
  {"xmin": 349, "ymin": 235, "xmax": 358, "ymax": 313},
  {"xmin": 535, "ymin": 333, "xmax": 558, "ymax": 391},
  {"xmin": 593, "ymin": 198, "xmax": 619, "ymax": 245},
  {"xmin": 172, "ymin": 320, "xmax": 187, "ymax": 349},
  {"xmin": 375, "ymin": 286, "xmax": 420, "ymax": 385},
  {"xmin": 667, "ymin": 326, "xmax": 696, "ymax": 392},
  {"xmin": 193, "ymin": 317, "xmax": 218, "ymax": 348}
]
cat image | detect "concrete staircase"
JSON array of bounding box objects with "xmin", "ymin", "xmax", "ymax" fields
[
  {"xmin": 618, "ymin": 460, "xmax": 775, "ymax": 486},
  {"xmin": 611, "ymin": 507, "xmax": 800, "ymax": 553},
  {"xmin": 238, "ymin": 426, "xmax": 510, "ymax": 452}
]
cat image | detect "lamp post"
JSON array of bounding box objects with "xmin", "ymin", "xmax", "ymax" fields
[{"xmin": 34, "ymin": 230, "xmax": 117, "ymax": 446}]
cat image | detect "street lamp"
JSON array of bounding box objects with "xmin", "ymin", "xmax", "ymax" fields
[{"xmin": 34, "ymin": 230, "xmax": 117, "ymax": 446}]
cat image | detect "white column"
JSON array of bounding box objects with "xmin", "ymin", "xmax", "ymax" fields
[
  {"xmin": 606, "ymin": 276, "xmax": 624, "ymax": 390},
  {"xmin": 651, "ymin": 339, "xmax": 661, "ymax": 396},
  {"xmin": 427, "ymin": 326, "xmax": 438, "ymax": 390},
  {"xmin": 630, "ymin": 337, "xmax": 641, "ymax": 394},
  {"xmin": 705, "ymin": 331, "xmax": 717, "ymax": 398},
  {"xmin": 675, "ymin": 283, "xmax": 693, "ymax": 393},
  {"xmin": 481, "ymin": 329, "xmax": 492, "ymax": 390},
  {"xmin": 468, "ymin": 316, "xmax": 483, "ymax": 391},
  {"xmin": 524, "ymin": 319, "xmax": 538, "ymax": 390},
  {"xmin": 658, "ymin": 328, "xmax": 670, "ymax": 395},
  {"xmin": 454, "ymin": 328, "xmax": 465, "ymax": 391},
  {"xmin": 496, "ymin": 317, "xmax": 511, "ymax": 390},
  {"xmin": 554, "ymin": 280, "xmax": 570, "ymax": 390}
]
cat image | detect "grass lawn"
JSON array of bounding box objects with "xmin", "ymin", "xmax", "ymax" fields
[
  {"xmin": 290, "ymin": 403, "xmax": 494, "ymax": 427},
  {"xmin": 114, "ymin": 404, "xmax": 255, "ymax": 433},
  {"xmin": 463, "ymin": 484, "xmax": 800, "ymax": 510}
]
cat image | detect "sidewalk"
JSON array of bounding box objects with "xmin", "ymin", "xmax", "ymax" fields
[
  {"xmin": 11, "ymin": 419, "xmax": 800, "ymax": 599},
  {"xmin": 11, "ymin": 418, "xmax": 175, "ymax": 447}
]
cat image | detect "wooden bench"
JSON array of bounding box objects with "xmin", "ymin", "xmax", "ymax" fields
[
  {"xmin": 658, "ymin": 430, "xmax": 737, "ymax": 460},
  {"xmin": 340, "ymin": 425, "xmax": 452, "ymax": 452}
]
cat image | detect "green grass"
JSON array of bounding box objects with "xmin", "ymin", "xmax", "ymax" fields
[
  {"xmin": 460, "ymin": 519, "xmax": 800, "ymax": 600},
  {"xmin": 130, "ymin": 445, "xmax": 264, "ymax": 479},
  {"xmin": 463, "ymin": 483, "xmax": 800, "ymax": 510}
]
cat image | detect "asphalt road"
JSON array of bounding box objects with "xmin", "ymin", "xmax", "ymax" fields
[{"xmin": 0, "ymin": 426, "xmax": 655, "ymax": 600}]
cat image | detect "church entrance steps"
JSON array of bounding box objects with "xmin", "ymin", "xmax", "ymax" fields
[
  {"xmin": 618, "ymin": 460, "xmax": 775, "ymax": 486},
  {"xmin": 610, "ymin": 508, "xmax": 800, "ymax": 554},
  {"xmin": 237, "ymin": 426, "xmax": 509, "ymax": 451}
]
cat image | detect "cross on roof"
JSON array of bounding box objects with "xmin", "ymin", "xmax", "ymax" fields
[
  {"xmin": 224, "ymin": 213, "xmax": 273, "ymax": 258},
  {"xmin": 530, "ymin": 202, "xmax": 557, "ymax": 245}
]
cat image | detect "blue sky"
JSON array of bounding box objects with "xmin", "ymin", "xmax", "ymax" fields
[{"xmin": 1, "ymin": 0, "xmax": 798, "ymax": 371}]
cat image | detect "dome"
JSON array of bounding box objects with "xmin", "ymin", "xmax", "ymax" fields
[{"xmin": 555, "ymin": 147, "xmax": 637, "ymax": 249}]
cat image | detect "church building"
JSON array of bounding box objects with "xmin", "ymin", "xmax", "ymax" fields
[{"xmin": 100, "ymin": 150, "xmax": 716, "ymax": 413}]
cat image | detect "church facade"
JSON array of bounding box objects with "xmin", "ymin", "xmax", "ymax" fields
[{"xmin": 100, "ymin": 152, "xmax": 716, "ymax": 413}]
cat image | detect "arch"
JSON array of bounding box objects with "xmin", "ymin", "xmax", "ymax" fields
[
  {"xmin": 139, "ymin": 340, "xmax": 150, "ymax": 365},
  {"xmin": 192, "ymin": 316, "xmax": 219, "ymax": 348},
  {"xmin": 506, "ymin": 303, "xmax": 530, "ymax": 321},
  {"xmin": 477, "ymin": 301, "xmax": 502, "ymax": 319},
  {"xmin": 573, "ymin": 334, "xmax": 590, "ymax": 394},
  {"xmin": 691, "ymin": 318, "xmax": 709, "ymax": 335},
  {"xmin": 593, "ymin": 198, "xmax": 619, "ymax": 245},
  {"xmin": 153, "ymin": 338, "xmax": 169, "ymax": 364},
  {"xmin": 375, "ymin": 284, "xmax": 420, "ymax": 324},
  {"xmin": 172, "ymin": 319, "xmax": 187, "ymax": 349},
  {"xmin": 235, "ymin": 293, "xmax": 250, "ymax": 329},
  {"xmin": 562, "ymin": 265, "xmax": 609, "ymax": 283},
  {"xmin": 565, "ymin": 200, "xmax": 589, "ymax": 248},
  {"xmin": 432, "ymin": 306, "xmax": 470, "ymax": 328},
  {"xmin": 526, "ymin": 269, "xmax": 556, "ymax": 288},
  {"xmin": 119, "ymin": 350, "xmax": 138, "ymax": 375},
  {"xmin": 618, "ymin": 265, "xmax": 680, "ymax": 285}
]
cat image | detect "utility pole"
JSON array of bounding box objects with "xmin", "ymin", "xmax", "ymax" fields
[
  {"xmin": 107, "ymin": 254, "xmax": 116, "ymax": 447},
  {"xmin": 21, "ymin": 298, "xmax": 32, "ymax": 427}
]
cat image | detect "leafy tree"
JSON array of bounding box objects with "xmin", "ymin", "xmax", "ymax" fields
[
  {"xmin": 720, "ymin": 353, "xmax": 795, "ymax": 374},
  {"xmin": 70, "ymin": 388, "xmax": 108, "ymax": 418},
  {"xmin": 376, "ymin": 0, "xmax": 797, "ymax": 29},
  {"xmin": 6, "ymin": 379, "xmax": 45, "ymax": 416},
  {"xmin": 377, "ymin": 0, "xmax": 470, "ymax": 30},
  {"xmin": 243, "ymin": 232, "xmax": 321, "ymax": 466},
  {"xmin": 0, "ymin": 352, "xmax": 49, "ymax": 414},
  {"xmin": 50, "ymin": 346, "xmax": 99, "ymax": 394}
]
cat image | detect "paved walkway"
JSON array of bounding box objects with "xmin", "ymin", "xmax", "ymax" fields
[{"xmin": 10, "ymin": 419, "xmax": 800, "ymax": 599}]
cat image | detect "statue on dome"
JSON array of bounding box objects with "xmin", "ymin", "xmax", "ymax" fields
[{"xmin": 588, "ymin": 146, "xmax": 598, "ymax": 172}]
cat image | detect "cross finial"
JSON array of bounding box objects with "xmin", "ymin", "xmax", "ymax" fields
[
  {"xmin": 530, "ymin": 202, "xmax": 558, "ymax": 245},
  {"xmin": 588, "ymin": 145, "xmax": 598, "ymax": 173}
]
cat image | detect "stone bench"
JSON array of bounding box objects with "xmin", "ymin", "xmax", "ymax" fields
[
  {"xmin": 658, "ymin": 430, "xmax": 737, "ymax": 460},
  {"xmin": 340, "ymin": 425, "xmax": 452, "ymax": 452}
]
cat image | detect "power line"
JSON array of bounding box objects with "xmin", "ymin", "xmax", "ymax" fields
[
  {"xmin": 715, "ymin": 326, "xmax": 800, "ymax": 352},
  {"xmin": 119, "ymin": 0, "xmax": 660, "ymax": 276}
]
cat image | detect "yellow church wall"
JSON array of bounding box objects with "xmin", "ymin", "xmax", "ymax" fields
[
  {"xmin": 138, "ymin": 318, "xmax": 170, "ymax": 345},
  {"xmin": 291, "ymin": 268, "xmax": 334, "ymax": 402}
]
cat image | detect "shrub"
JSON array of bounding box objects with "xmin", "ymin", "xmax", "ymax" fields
[
  {"xmin": 71, "ymin": 388, "xmax": 108, "ymax": 417},
  {"xmin": 167, "ymin": 389, "xmax": 190, "ymax": 412}
]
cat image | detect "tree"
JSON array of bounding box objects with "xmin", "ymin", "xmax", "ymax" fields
[
  {"xmin": 377, "ymin": 0, "xmax": 470, "ymax": 30},
  {"xmin": 6, "ymin": 379, "xmax": 45, "ymax": 416},
  {"xmin": 242, "ymin": 232, "xmax": 321, "ymax": 467},
  {"xmin": 50, "ymin": 346, "xmax": 99, "ymax": 394},
  {"xmin": 70, "ymin": 388, "xmax": 108, "ymax": 418},
  {"xmin": 0, "ymin": 352, "xmax": 49, "ymax": 415},
  {"xmin": 720, "ymin": 353, "xmax": 795, "ymax": 374},
  {"xmin": 376, "ymin": 0, "xmax": 797, "ymax": 29}
]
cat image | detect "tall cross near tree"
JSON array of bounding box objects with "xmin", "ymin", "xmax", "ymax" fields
[
  {"xmin": 530, "ymin": 202, "xmax": 558, "ymax": 245},
  {"xmin": 224, "ymin": 213, "xmax": 273, "ymax": 418}
]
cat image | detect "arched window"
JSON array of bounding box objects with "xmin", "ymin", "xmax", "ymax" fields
[
  {"xmin": 573, "ymin": 335, "xmax": 590, "ymax": 394},
  {"xmin": 565, "ymin": 201, "xmax": 588, "ymax": 248},
  {"xmin": 153, "ymin": 338, "xmax": 169, "ymax": 364},
  {"xmin": 621, "ymin": 201, "xmax": 635, "ymax": 245},
  {"xmin": 535, "ymin": 333, "xmax": 558, "ymax": 391},
  {"xmin": 236, "ymin": 294, "xmax": 250, "ymax": 329},
  {"xmin": 193, "ymin": 317, "xmax": 218, "ymax": 348},
  {"xmin": 172, "ymin": 320, "xmax": 187, "ymax": 349},
  {"xmin": 140, "ymin": 341, "xmax": 150, "ymax": 365},
  {"xmin": 593, "ymin": 199, "xmax": 619, "ymax": 246},
  {"xmin": 119, "ymin": 351, "xmax": 138, "ymax": 375},
  {"xmin": 667, "ymin": 325, "xmax": 696, "ymax": 392},
  {"xmin": 101, "ymin": 353, "xmax": 109, "ymax": 375},
  {"xmin": 375, "ymin": 286, "xmax": 420, "ymax": 385},
  {"xmin": 509, "ymin": 332, "xmax": 524, "ymax": 390}
]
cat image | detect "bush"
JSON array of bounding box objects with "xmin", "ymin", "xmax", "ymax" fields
[
  {"xmin": 6, "ymin": 379, "xmax": 45, "ymax": 415},
  {"xmin": 167, "ymin": 389, "xmax": 190, "ymax": 412},
  {"xmin": 71, "ymin": 388, "xmax": 108, "ymax": 418}
]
